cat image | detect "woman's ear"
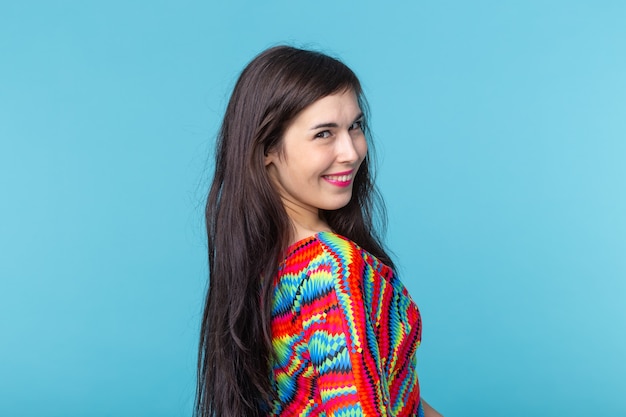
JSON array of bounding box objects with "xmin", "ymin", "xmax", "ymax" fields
[{"xmin": 265, "ymin": 147, "xmax": 280, "ymax": 167}]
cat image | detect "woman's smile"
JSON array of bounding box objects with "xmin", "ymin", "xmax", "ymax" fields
[{"xmin": 322, "ymin": 170, "xmax": 355, "ymax": 187}]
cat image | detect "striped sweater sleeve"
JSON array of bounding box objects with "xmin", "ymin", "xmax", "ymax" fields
[
  {"xmin": 270, "ymin": 233, "xmax": 421, "ymax": 416},
  {"xmin": 301, "ymin": 247, "xmax": 385, "ymax": 416}
]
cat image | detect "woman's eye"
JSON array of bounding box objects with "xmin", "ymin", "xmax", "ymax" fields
[
  {"xmin": 315, "ymin": 130, "xmax": 331, "ymax": 139},
  {"xmin": 350, "ymin": 120, "xmax": 363, "ymax": 131}
]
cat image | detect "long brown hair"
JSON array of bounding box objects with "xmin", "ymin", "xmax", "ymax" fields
[{"xmin": 195, "ymin": 45, "xmax": 393, "ymax": 417}]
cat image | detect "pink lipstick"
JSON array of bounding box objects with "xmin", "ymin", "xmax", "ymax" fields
[{"xmin": 322, "ymin": 170, "xmax": 354, "ymax": 188}]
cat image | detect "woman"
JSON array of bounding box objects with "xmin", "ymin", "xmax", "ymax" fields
[{"xmin": 196, "ymin": 46, "xmax": 442, "ymax": 417}]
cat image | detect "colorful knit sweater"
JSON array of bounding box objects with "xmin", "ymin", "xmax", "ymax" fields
[{"xmin": 270, "ymin": 231, "xmax": 423, "ymax": 416}]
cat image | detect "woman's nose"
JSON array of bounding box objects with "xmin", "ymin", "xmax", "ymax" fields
[{"xmin": 336, "ymin": 131, "xmax": 361, "ymax": 163}]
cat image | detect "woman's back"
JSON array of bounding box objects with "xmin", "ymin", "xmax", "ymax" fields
[{"xmin": 270, "ymin": 232, "xmax": 422, "ymax": 416}]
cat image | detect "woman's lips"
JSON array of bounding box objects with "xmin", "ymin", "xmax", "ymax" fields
[{"xmin": 322, "ymin": 171, "xmax": 354, "ymax": 187}]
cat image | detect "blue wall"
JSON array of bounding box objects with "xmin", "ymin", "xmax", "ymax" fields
[{"xmin": 1, "ymin": 1, "xmax": 624, "ymax": 416}]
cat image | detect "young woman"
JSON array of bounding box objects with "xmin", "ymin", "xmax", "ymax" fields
[{"xmin": 196, "ymin": 46, "xmax": 443, "ymax": 417}]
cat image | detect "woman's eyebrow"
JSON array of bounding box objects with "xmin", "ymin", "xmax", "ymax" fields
[
  {"xmin": 310, "ymin": 112, "xmax": 364, "ymax": 130},
  {"xmin": 310, "ymin": 121, "xmax": 338, "ymax": 130}
]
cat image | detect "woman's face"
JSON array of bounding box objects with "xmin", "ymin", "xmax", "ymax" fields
[{"xmin": 265, "ymin": 89, "xmax": 367, "ymax": 225}]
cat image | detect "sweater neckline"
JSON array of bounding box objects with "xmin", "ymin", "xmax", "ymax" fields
[{"xmin": 284, "ymin": 231, "xmax": 336, "ymax": 257}]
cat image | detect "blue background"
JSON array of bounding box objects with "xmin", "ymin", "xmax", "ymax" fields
[{"xmin": 1, "ymin": 1, "xmax": 625, "ymax": 416}]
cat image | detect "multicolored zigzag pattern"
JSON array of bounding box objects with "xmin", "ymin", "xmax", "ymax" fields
[{"xmin": 270, "ymin": 232, "xmax": 423, "ymax": 416}]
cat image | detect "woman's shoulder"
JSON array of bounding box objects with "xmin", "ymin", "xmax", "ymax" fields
[
  {"xmin": 284, "ymin": 231, "xmax": 357, "ymax": 261},
  {"xmin": 281, "ymin": 231, "xmax": 391, "ymax": 277}
]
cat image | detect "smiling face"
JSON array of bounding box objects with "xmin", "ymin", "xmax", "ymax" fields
[{"xmin": 265, "ymin": 89, "xmax": 367, "ymax": 235}]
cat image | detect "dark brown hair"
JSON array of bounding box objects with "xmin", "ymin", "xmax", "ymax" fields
[{"xmin": 195, "ymin": 45, "xmax": 393, "ymax": 417}]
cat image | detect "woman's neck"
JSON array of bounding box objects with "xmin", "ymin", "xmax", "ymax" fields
[{"xmin": 284, "ymin": 204, "xmax": 332, "ymax": 244}]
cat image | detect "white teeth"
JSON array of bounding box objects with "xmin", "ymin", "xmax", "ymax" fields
[{"xmin": 325, "ymin": 174, "xmax": 352, "ymax": 182}]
